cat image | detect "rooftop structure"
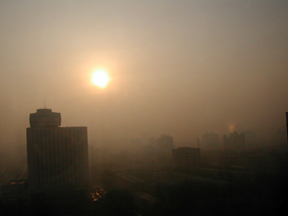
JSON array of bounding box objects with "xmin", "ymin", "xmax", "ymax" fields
[{"xmin": 29, "ymin": 108, "xmax": 61, "ymax": 127}]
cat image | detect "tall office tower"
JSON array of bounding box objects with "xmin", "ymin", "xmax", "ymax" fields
[{"xmin": 27, "ymin": 109, "xmax": 89, "ymax": 195}]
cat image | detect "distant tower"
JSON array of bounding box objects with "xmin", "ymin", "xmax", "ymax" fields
[{"xmin": 27, "ymin": 109, "xmax": 89, "ymax": 197}]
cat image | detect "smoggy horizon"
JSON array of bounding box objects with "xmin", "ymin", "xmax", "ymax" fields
[{"xmin": 1, "ymin": 0, "xmax": 288, "ymax": 147}]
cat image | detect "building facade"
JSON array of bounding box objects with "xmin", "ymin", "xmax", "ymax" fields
[{"xmin": 26, "ymin": 109, "xmax": 89, "ymax": 195}]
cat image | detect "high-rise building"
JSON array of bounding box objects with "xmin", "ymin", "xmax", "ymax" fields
[{"xmin": 27, "ymin": 109, "xmax": 89, "ymax": 196}]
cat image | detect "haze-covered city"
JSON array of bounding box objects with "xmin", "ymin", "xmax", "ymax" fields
[{"xmin": 1, "ymin": 1, "xmax": 288, "ymax": 215}]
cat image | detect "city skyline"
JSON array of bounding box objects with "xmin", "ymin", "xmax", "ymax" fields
[
  {"xmin": 1, "ymin": 1, "xmax": 288, "ymax": 214},
  {"xmin": 1, "ymin": 0, "xmax": 288, "ymax": 147}
]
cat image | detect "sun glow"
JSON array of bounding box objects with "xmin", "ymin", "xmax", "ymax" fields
[
  {"xmin": 229, "ymin": 123, "xmax": 235, "ymax": 133},
  {"xmin": 91, "ymin": 70, "xmax": 109, "ymax": 88}
]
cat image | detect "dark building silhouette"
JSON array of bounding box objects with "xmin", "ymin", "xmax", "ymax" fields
[
  {"xmin": 26, "ymin": 109, "xmax": 89, "ymax": 199},
  {"xmin": 156, "ymin": 134, "xmax": 174, "ymax": 153},
  {"xmin": 223, "ymin": 131, "xmax": 245, "ymax": 151},
  {"xmin": 172, "ymin": 147, "xmax": 201, "ymax": 168}
]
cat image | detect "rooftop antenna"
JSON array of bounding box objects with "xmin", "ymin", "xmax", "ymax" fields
[{"xmin": 42, "ymin": 96, "xmax": 47, "ymax": 109}]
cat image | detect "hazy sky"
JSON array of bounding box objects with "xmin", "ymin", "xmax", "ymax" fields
[{"xmin": 1, "ymin": 0, "xmax": 288, "ymax": 145}]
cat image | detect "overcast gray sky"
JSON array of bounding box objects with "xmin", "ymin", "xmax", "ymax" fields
[{"xmin": 1, "ymin": 0, "xmax": 288, "ymax": 146}]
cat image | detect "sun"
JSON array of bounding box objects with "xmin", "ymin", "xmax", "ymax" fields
[{"xmin": 91, "ymin": 70, "xmax": 109, "ymax": 88}]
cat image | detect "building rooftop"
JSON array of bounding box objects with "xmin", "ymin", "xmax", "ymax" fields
[{"xmin": 29, "ymin": 108, "xmax": 61, "ymax": 127}]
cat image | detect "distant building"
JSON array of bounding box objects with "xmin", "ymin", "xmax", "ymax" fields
[
  {"xmin": 157, "ymin": 134, "xmax": 174, "ymax": 153},
  {"xmin": 172, "ymin": 147, "xmax": 201, "ymax": 168},
  {"xmin": 202, "ymin": 132, "xmax": 220, "ymax": 150},
  {"xmin": 26, "ymin": 109, "xmax": 89, "ymax": 198},
  {"xmin": 223, "ymin": 131, "xmax": 245, "ymax": 151}
]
